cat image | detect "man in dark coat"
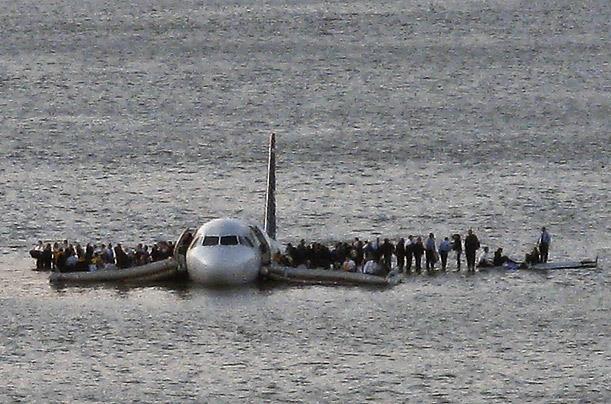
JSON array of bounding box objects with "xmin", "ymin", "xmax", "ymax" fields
[
  {"xmin": 395, "ymin": 238, "xmax": 405, "ymax": 272},
  {"xmin": 464, "ymin": 229, "xmax": 480, "ymax": 272},
  {"xmin": 412, "ymin": 237, "xmax": 425, "ymax": 273},
  {"xmin": 452, "ymin": 234, "xmax": 462, "ymax": 271},
  {"xmin": 42, "ymin": 243, "xmax": 53, "ymax": 269},
  {"xmin": 295, "ymin": 239, "xmax": 307, "ymax": 266},
  {"xmin": 354, "ymin": 239, "xmax": 364, "ymax": 269},
  {"xmin": 380, "ymin": 239, "xmax": 394, "ymax": 272},
  {"xmin": 114, "ymin": 243, "xmax": 129, "ymax": 269}
]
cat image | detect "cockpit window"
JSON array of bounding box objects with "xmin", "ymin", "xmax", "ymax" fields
[
  {"xmin": 220, "ymin": 235, "xmax": 239, "ymax": 246},
  {"xmin": 239, "ymin": 236, "xmax": 254, "ymax": 247},
  {"xmin": 202, "ymin": 236, "xmax": 219, "ymax": 246}
]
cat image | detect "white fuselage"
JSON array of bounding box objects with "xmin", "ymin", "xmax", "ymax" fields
[{"xmin": 185, "ymin": 218, "xmax": 277, "ymax": 286}]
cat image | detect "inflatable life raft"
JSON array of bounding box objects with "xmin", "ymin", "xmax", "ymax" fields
[{"xmin": 49, "ymin": 258, "xmax": 182, "ymax": 284}]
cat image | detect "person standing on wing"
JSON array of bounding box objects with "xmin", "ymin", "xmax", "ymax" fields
[
  {"xmin": 464, "ymin": 229, "xmax": 480, "ymax": 272},
  {"xmin": 405, "ymin": 235, "xmax": 414, "ymax": 274},
  {"xmin": 381, "ymin": 238, "xmax": 394, "ymax": 272},
  {"xmin": 438, "ymin": 237, "xmax": 452, "ymax": 271},
  {"xmin": 425, "ymin": 233, "xmax": 437, "ymax": 272},
  {"xmin": 395, "ymin": 238, "xmax": 405, "ymax": 273},
  {"xmin": 413, "ymin": 237, "xmax": 425, "ymax": 273},
  {"xmin": 452, "ymin": 234, "xmax": 462, "ymax": 271},
  {"xmin": 538, "ymin": 227, "xmax": 551, "ymax": 263}
]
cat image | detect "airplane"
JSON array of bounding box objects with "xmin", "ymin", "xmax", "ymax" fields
[
  {"xmin": 48, "ymin": 133, "xmax": 398, "ymax": 287},
  {"xmin": 178, "ymin": 133, "xmax": 282, "ymax": 286}
]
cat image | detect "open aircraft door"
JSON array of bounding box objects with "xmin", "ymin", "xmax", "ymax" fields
[
  {"xmin": 250, "ymin": 225, "xmax": 272, "ymax": 265},
  {"xmin": 174, "ymin": 227, "xmax": 195, "ymax": 272}
]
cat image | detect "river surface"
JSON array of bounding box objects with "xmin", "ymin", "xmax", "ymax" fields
[{"xmin": 1, "ymin": 0, "xmax": 609, "ymax": 402}]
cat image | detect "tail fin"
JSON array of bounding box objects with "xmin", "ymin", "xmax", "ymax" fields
[{"xmin": 264, "ymin": 133, "xmax": 276, "ymax": 239}]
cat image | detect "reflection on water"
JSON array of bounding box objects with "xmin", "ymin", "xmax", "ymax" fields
[{"xmin": 1, "ymin": 262, "xmax": 608, "ymax": 402}]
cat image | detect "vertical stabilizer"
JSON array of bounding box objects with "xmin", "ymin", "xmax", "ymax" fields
[{"xmin": 264, "ymin": 133, "xmax": 276, "ymax": 239}]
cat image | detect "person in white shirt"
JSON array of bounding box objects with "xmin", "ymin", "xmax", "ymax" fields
[
  {"xmin": 31, "ymin": 240, "xmax": 44, "ymax": 269},
  {"xmin": 477, "ymin": 246, "xmax": 493, "ymax": 268}
]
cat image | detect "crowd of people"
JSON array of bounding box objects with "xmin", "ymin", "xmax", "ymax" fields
[
  {"xmin": 30, "ymin": 227, "xmax": 552, "ymax": 276},
  {"xmin": 278, "ymin": 227, "xmax": 552, "ymax": 275},
  {"xmin": 30, "ymin": 239, "xmax": 176, "ymax": 272}
]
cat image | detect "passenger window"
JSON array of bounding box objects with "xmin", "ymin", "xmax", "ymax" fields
[
  {"xmin": 239, "ymin": 236, "xmax": 254, "ymax": 247},
  {"xmin": 220, "ymin": 236, "xmax": 239, "ymax": 246},
  {"xmin": 202, "ymin": 236, "xmax": 219, "ymax": 246}
]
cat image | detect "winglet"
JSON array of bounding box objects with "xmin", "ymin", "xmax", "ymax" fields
[{"xmin": 264, "ymin": 133, "xmax": 276, "ymax": 239}]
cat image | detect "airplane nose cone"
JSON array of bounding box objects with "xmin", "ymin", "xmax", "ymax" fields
[
  {"xmin": 187, "ymin": 247, "xmax": 259, "ymax": 285},
  {"xmin": 203, "ymin": 253, "xmax": 251, "ymax": 273}
]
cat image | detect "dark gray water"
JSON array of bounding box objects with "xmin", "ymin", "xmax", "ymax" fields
[{"xmin": 1, "ymin": 0, "xmax": 609, "ymax": 401}]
